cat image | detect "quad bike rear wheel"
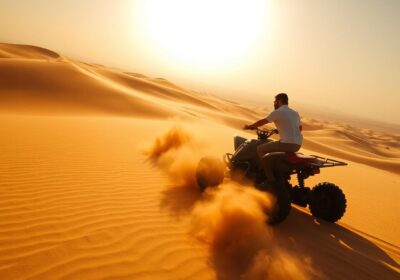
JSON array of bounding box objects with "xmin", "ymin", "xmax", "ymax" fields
[
  {"xmin": 309, "ymin": 182, "xmax": 346, "ymax": 222},
  {"xmin": 196, "ymin": 156, "xmax": 225, "ymax": 192},
  {"xmin": 258, "ymin": 181, "xmax": 291, "ymax": 224},
  {"xmin": 291, "ymin": 186, "xmax": 311, "ymax": 207}
]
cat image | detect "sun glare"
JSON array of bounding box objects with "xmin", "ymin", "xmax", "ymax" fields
[{"xmin": 139, "ymin": 0, "xmax": 267, "ymax": 68}]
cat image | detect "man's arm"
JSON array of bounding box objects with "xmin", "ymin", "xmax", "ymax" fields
[{"xmin": 244, "ymin": 118, "xmax": 270, "ymax": 130}]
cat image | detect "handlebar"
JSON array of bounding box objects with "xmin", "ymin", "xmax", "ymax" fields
[{"xmin": 243, "ymin": 127, "xmax": 278, "ymax": 140}]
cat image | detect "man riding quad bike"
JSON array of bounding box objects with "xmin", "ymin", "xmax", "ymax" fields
[{"xmin": 196, "ymin": 128, "xmax": 347, "ymax": 224}]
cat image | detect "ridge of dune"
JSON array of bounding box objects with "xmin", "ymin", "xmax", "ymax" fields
[
  {"xmin": 93, "ymin": 66, "xmax": 221, "ymax": 111},
  {"xmin": 0, "ymin": 43, "xmax": 61, "ymax": 60}
]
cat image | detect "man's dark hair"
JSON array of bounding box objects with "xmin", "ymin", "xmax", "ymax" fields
[{"xmin": 275, "ymin": 93, "xmax": 288, "ymax": 105}]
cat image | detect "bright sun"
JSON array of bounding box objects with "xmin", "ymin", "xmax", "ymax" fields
[{"xmin": 139, "ymin": 0, "xmax": 267, "ymax": 68}]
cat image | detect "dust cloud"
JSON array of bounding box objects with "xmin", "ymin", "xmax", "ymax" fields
[{"xmin": 145, "ymin": 125, "xmax": 202, "ymax": 187}]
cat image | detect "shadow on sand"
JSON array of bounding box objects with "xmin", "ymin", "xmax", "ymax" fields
[{"xmin": 270, "ymin": 207, "xmax": 400, "ymax": 280}]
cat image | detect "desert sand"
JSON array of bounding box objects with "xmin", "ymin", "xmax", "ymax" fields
[{"xmin": 0, "ymin": 43, "xmax": 399, "ymax": 279}]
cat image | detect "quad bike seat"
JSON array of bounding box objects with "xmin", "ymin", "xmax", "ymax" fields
[{"xmin": 284, "ymin": 152, "xmax": 320, "ymax": 165}]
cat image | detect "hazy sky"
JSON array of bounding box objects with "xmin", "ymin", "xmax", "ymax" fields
[{"xmin": 0, "ymin": 0, "xmax": 399, "ymax": 123}]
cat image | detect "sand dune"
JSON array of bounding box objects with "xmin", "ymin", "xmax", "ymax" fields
[
  {"xmin": 0, "ymin": 43, "xmax": 399, "ymax": 279},
  {"xmin": 301, "ymin": 120, "xmax": 400, "ymax": 174},
  {"xmin": 0, "ymin": 43, "xmax": 256, "ymax": 123}
]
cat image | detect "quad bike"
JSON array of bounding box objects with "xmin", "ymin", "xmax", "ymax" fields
[{"xmin": 196, "ymin": 128, "xmax": 347, "ymax": 224}]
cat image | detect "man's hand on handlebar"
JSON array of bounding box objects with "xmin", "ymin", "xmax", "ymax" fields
[{"xmin": 243, "ymin": 124, "xmax": 257, "ymax": 130}]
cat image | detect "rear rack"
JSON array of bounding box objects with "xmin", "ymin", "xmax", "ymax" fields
[
  {"xmin": 310, "ymin": 155, "xmax": 348, "ymax": 168},
  {"xmin": 224, "ymin": 152, "xmax": 347, "ymax": 170}
]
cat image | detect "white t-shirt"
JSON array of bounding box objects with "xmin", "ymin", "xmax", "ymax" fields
[{"xmin": 265, "ymin": 105, "xmax": 303, "ymax": 145}]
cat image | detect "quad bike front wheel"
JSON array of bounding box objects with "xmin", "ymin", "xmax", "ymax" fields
[
  {"xmin": 309, "ymin": 182, "xmax": 346, "ymax": 222},
  {"xmin": 196, "ymin": 156, "xmax": 225, "ymax": 192}
]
